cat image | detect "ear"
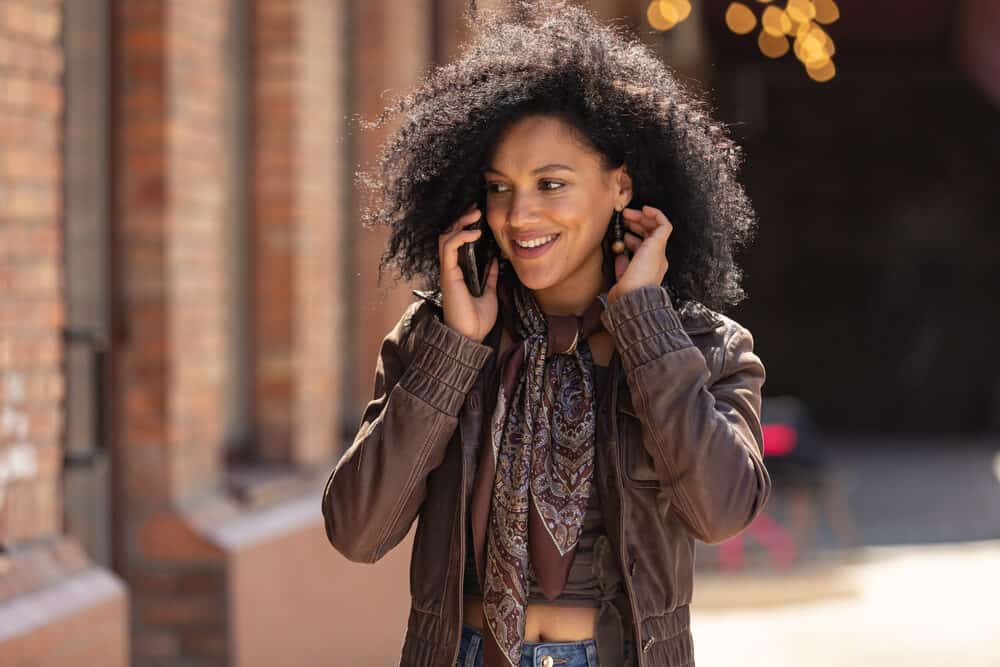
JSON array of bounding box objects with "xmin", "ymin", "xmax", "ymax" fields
[{"xmin": 613, "ymin": 163, "xmax": 633, "ymax": 208}]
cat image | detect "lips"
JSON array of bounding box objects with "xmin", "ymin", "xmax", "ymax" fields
[
  {"xmin": 513, "ymin": 233, "xmax": 559, "ymax": 249},
  {"xmin": 510, "ymin": 233, "xmax": 560, "ymax": 259}
]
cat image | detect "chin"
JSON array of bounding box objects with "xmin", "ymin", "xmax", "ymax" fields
[
  {"xmin": 518, "ymin": 278, "xmax": 551, "ymax": 292},
  {"xmin": 514, "ymin": 265, "xmax": 549, "ymax": 290},
  {"xmin": 510, "ymin": 265, "xmax": 559, "ymax": 292}
]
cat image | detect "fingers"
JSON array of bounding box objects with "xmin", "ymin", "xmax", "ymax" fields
[
  {"xmin": 483, "ymin": 256, "xmax": 500, "ymax": 294},
  {"xmin": 624, "ymin": 230, "xmax": 643, "ymax": 252},
  {"xmin": 622, "ymin": 205, "xmax": 673, "ymax": 237},
  {"xmin": 444, "ymin": 207, "xmax": 482, "ymax": 237},
  {"xmin": 439, "ymin": 208, "xmax": 483, "ymax": 270},
  {"xmin": 439, "ymin": 229, "xmax": 482, "ymax": 272},
  {"xmin": 614, "ymin": 205, "xmax": 673, "ymax": 286},
  {"xmin": 614, "ymin": 252, "xmax": 629, "ymax": 281}
]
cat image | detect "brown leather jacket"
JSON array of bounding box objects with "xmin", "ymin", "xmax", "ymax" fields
[{"xmin": 322, "ymin": 284, "xmax": 771, "ymax": 667}]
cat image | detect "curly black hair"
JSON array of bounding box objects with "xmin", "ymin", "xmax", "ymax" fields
[{"xmin": 355, "ymin": 0, "xmax": 758, "ymax": 312}]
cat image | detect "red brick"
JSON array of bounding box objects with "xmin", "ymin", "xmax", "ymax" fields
[
  {"xmin": 134, "ymin": 631, "xmax": 180, "ymax": 660},
  {"xmin": 0, "ymin": 147, "xmax": 60, "ymax": 184},
  {"xmin": 137, "ymin": 512, "xmax": 222, "ymax": 561},
  {"xmin": 3, "ymin": 259, "xmax": 60, "ymax": 293},
  {"xmin": 0, "ymin": 335, "xmax": 59, "ymax": 369},
  {"xmin": 0, "ymin": 300, "xmax": 64, "ymax": 330},
  {"xmin": 182, "ymin": 629, "xmax": 227, "ymax": 659},
  {"xmin": 141, "ymin": 595, "xmax": 224, "ymax": 626}
]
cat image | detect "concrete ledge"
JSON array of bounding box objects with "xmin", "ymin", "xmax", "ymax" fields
[
  {"xmin": 0, "ymin": 567, "xmax": 129, "ymax": 666},
  {"xmin": 180, "ymin": 483, "xmax": 414, "ymax": 667}
]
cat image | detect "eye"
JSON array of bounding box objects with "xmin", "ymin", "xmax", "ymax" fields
[
  {"xmin": 540, "ymin": 180, "xmax": 564, "ymax": 191},
  {"xmin": 486, "ymin": 182, "xmax": 509, "ymax": 194}
]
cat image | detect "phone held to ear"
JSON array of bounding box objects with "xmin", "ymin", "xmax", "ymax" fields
[{"xmin": 457, "ymin": 191, "xmax": 499, "ymax": 297}]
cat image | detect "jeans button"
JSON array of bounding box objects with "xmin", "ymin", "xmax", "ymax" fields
[{"xmin": 541, "ymin": 656, "xmax": 554, "ymax": 667}]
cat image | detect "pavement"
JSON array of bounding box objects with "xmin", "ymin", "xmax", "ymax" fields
[
  {"xmin": 690, "ymin": 539, "xmax": 1000, "ymax": 666},
  {"xmin": 684, "ymin": 436, "xmax": 1000, "ymax": 666}
]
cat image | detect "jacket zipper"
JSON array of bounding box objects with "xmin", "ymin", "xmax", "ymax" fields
[
  {"xmin": 611, "ymin": 352, "xmax": 648, "ymax": 667},
  {"xmin": 451, "ymin": 413, "xmax": 469, "ymax": 667}
]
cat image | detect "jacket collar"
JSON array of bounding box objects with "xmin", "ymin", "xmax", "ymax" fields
[{"xmin": 411, "ymin": 287, "xmax": 724, "ymax": 335}]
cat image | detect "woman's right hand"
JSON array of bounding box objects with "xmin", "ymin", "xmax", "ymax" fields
[{"xmin": 438, "ymin": 205, "xmax": 500, "ymax": 343}]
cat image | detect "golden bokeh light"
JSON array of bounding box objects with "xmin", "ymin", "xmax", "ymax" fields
[
  {"xmin": 674, "ymin": 0, "xmax": 693, "ymax": 21},
  {"xmin": 646, "ymin": 0, "xmax": 679, "ymax": 31},
  {"xmin": 805, "ymin": 58, "xmax": 836, "ymax": 82},
  {"xmin": 646, "ymin": 0, "xmax": 692, "ymax": 31},
  {"xmin": 813, "ymin": 0, "xmax": 840, "ymax": 24},
  {"xmin": 812, "ymin": 23, "xmax": 836, "ymax": 55},
  {"xmin": 761, "ymin": 6, "xmax": 792, "ymax": 37},
  {"xmin": 785, "ymin": 0, "xmax": 816, "ymax": 24},
  {"xmin": 757, "ymin": 30, "xmax": 790, "ymax": 58},
  {"xmin": 793, "ymin": 22, "xmax": 835, "ymax": 63},
  {"xmin": 725, "ymin": 2, "xmax": 757, "ymax": 35},
  {"xmin": 645, "ymin": 0, "xmax": 839, "ymax": 82}
]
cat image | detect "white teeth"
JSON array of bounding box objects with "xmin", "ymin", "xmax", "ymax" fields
[{"xmin": 514, "ymin": 234, "xmax": 558, "ymax": 248}]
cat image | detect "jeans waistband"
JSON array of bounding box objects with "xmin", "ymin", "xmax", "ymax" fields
[{"xmin": 460, "ymin": 623, "xmax": 602, "ymax": 667}]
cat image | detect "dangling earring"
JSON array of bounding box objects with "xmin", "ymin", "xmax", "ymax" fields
[{"xmin": 611, "ymin": 207, "xmax": 626, "ymax": 255}]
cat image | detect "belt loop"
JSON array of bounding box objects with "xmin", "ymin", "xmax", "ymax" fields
[{"xmin": 465, "ymin": 627, "xmax": 481, "ymax": 667}]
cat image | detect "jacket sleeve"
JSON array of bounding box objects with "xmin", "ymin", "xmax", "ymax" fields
[
  {"xmin": 601, "ymin": 285, "xmax": 771, "ymax": 545},
  {"xmin": 322, "ymin": 300, "xmax": 493, "ymax": 562}
]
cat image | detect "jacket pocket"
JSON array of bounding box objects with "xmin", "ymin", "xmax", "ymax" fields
[{"xmin": 618, "ymin": 410, "xmax": 660, "ymax": 488}]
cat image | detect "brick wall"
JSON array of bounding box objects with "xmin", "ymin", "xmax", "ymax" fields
[
  {"xmin": 166, "ymin": 0, "xmax": 229, "ymax": 499},
  {"xmin": 1, "ymin": 2, "xmax": 129, "ymax": 665},
  {"xmin": 252, "ymin": 0, "xmax": 342, "ymax": 466},
  {"xmin": 350, "ymin": 0, "xmax": 434, "ymax": 416},
  {"xmin": 0, "ymin": 0, "xmax": 64, "ymax": 546},
  {"xmin": 113, "ymin": 0, "xmax": 350, "ymax": 664},
  {"xmin": 114, "ymin": 0, "xmax": 230, "ymax": 509},
  {"xmin": 114, "ymin": 1, "xmax": 233, "ymax": 663}
]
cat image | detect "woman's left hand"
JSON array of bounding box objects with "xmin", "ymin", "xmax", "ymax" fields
[{"xmin": 607, "ymin": 205, "xmax": 673, "ymax": 305}]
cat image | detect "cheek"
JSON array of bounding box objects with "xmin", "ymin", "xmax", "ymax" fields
[
  {"xmin": 485, "ymin": 218, "xmax": 504, "ymax": 247},
  {"xmin": 567, "ymin": 212, "xmax": 608, "ymax": 250},
  {"xmin": 484, "ymin": 204, "xmax": 504, "ymax": 238}
]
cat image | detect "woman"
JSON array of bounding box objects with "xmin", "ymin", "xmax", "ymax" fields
[{"xmin": 323, "ymin": 3, "xmax": 771, "ymax": 666}]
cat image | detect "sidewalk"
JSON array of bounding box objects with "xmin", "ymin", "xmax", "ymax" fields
[{"xmin": 690, "ymin": 539, "xmax": 1000, "ymax": 666}]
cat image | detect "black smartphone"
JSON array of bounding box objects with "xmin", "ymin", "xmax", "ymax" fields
[{"xmin": 457, "ymin": 189, "xmax": 499, "ymax": 297}]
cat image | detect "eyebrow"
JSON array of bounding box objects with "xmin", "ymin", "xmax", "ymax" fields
[{"xmin": 485, "ymin": 163, "xmax": 575, "ymax": 176}]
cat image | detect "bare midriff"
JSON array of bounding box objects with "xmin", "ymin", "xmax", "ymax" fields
[{"xmin": 462, "ymin": 595, "xmax": 599, "ymax": 642}]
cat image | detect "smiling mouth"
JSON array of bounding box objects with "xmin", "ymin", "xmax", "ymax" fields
[{"xmin": 513, "ymin": 233, "xmax": 560, "ymax": 249}]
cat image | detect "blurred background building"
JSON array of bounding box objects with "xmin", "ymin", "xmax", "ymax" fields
[{"xmin": 0, "ymin": 0, "xmax": 997, "ymax": 665}]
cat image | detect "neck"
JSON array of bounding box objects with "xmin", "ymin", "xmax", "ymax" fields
[{"xmin": 531, "ymin": 251, "xmax": 612, "ymax": 317}]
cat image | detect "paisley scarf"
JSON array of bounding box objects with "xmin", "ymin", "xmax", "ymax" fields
[{"xmin": 469, "ymin": 273, "xmax": 608, "ymax": 667}]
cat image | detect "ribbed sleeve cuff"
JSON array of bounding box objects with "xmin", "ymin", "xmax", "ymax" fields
[
  {"xmin": 398, "ymin": 314, "xmax": 493, "ymax": 416},
  {"xmin": 600, "ymin": 285, "xmax": 693, "ymax": 371}
]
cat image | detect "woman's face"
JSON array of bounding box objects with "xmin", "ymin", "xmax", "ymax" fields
[{"xmin": 484, "ymin": 114, "xmax": 632, "ymax": 307}]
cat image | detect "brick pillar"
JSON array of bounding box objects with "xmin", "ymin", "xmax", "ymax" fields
[
  {"xmin": 0, "ymin": 0, "xmax": 64, "ymax": 547},
  {"xmin": 350, "ymin": 0, "xmax": 433, "ymax": 414},
  {"xmin": 114, "ymin": 2, "xmax": 231, "ymax": 664},
  {"xmin": 114, "ymin": 0, "xmax": 228, "ymax": 511},
  {"xmin": 114, "ymin": 1, "xmax": 347, "ymax": 663},
  {"xmin": 252, "ymin": 0, "xmax": 343, "ymax": 466}
]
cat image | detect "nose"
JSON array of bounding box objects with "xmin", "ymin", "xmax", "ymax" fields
[{"xmin": 506, "ymin": 189, "xmax": 541, "ymax": 231}]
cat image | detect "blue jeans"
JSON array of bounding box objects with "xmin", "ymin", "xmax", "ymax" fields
[{"xmin": 456, "ymin": 623, "xmax": 634, "ymax": 667}]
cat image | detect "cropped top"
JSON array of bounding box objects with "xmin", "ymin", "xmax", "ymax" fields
[{"xmin": 462, "ymin": 363, "xmax": 618, "ymax": 606}]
